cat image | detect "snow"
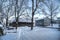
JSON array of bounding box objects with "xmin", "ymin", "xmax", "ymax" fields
[
  {"xmin": 47, "ymin": 24, "xmax": 60, "ymax": 28},
  {"xmin": 8, "ymin": 15, "xmax": 32, "ymax": 23},
  {"xmin": 0, "ymin": 26, "xmax": 60, "ymax": 40},
  {"xmin": 20, "ymin": 27, "xmax": 60, "ymax": 40},
  {"xmin": 0, "ymin": 24, "xmax": 3, "ymax": 28},
  {"xmin": 34, "ymin": 14, "xmax": 46, "ymax": 20},
  {"xmin": 0, "ymin": 33, "xmax": 17, "ymax": 40}
]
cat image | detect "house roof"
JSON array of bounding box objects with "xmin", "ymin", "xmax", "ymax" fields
[{"xmin": 8, "ymin": 15, "xmax": 32, "ymax": 23}]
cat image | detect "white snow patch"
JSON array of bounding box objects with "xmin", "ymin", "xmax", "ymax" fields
[{"xmin": 47, "ymin": 24, "xmax": 59, "ymax": 28}]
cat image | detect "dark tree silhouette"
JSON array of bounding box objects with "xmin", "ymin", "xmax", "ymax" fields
[
  {"xmin": 31, "ymin": 0, "xmax": 44, "ymax": 30},
  {"xmin": 42, "ymin": 0, "xmax": 59, "ymax": 26}
]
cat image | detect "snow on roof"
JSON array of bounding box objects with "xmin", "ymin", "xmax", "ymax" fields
[
  {"xmin": 8, "ymin": 15, "xmax": 32, "ymax": 23},
  {"xmin": 34, "ymin": 14, "xmax": 46, "ymax": 20},
  {"xmin": 8, "ymin": 13, "xmax": 46, "ymax": 23}
]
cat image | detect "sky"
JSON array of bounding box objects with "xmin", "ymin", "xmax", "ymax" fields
[
  {"xmin": 1, "ymin": 0, "xmax": 60, "ymax": 20},
  {"xmin": 34, "ymin": 0, "xmax": 60, "ymax": 20}
]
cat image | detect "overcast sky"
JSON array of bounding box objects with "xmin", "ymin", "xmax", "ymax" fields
[
  {"xmin": 1, "ymin": 0, "xmax": 60, "ymax": 20},
  {"xmin": 34, "ymin": 0, "xmax": 60, "ymax": 20}
]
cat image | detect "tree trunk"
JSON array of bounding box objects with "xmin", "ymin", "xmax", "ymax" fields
[
  {"xmin": 31, "ymin": 0, "xmax": 34, "ymax": 30},
  {"xmin": 6, "ymin": 17, "xmax": 8, "ymax": 28},
  {"xmin": 15, "ymin": 0, "xmax": 18, "ymax": 29},
  {"xmin": 51, "ymin": 11, "xmax": 53, "ymax": 26},
  {"xmin": 50, "ymin": 0, "xmax": 53, "ymax": 26}
]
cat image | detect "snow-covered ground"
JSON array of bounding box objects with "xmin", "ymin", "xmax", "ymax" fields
[
  {"xmin": 0, "ymin": 26, "xmax": 60, "ymax": 40},
  {"xmin": 47, "ymin": 24, "xmax": 60, "ymax": 28}
]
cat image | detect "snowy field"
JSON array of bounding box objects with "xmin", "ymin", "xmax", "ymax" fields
[
  {"xmin": 47, "ymin": 24, "xmax": 60, "ymax": 28},
  {"xmin": 0, "ymin": 26, "xmax": 60, "ymax": 40}
]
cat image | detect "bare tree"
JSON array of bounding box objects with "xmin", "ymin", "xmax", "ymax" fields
[
  {"xmin": 0, "ymin": 0, "xmax": 6, "ymax": 26},
  {"xmin": 0, "ymin": 0, "xmax": 3, "ymax": 23},
  {"xmin": 1, "ymin": 0, "xmax": 14, "ymax": 28},
  {"xmin": 14, "ymin": 0, "xmax": 30, "ymax": 29},
  {"xmin": 14, "ymin": 0, "xmax": 25, "ymax": 29},
  {"xmin": 6, "ymin": 7, "xmax": 10, "ymax": 27},
  {"xmin": 42, "ymin": 0, "xmax": 59, "ymax": 26},
  {"xmin": 31, "ymin": 0, "xmax": 44, "ymax": 30}
]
